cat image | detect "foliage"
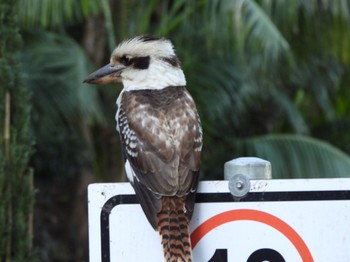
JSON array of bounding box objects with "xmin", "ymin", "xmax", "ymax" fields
[
  {"xmin": 17, "ymin": 0, "xmax": 102, "ymax": 29},
  {"xmin": 15, "ymin": 0, "xmax": 350, "ymax": 180},
  {"xmin": 19, "ymin": 30, "xmax": 105, "ymax": 176},
  {"xmin": 243, "ymin": 134, "xmax": 350, "ymax": 178},
  {"xmin": 9, "ymin": 0, "xmax": 350, "ymax": 260},
  {"xmin": 169, "ymin": 0, "xmax": 350, "ymax": 179},
  {"xmin": 0, "ymin": 0, "xmax": 36, "ymax": 260}
]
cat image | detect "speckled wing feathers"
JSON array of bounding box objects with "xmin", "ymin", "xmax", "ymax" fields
[{"xmin": 117, "ymin": 86, "xmax": 202, "ymax": 229}]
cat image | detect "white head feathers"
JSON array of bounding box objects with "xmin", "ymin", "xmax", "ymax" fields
[{"xmin": 111, "ymin": 35, "xmax": 186, "ymax": 90}]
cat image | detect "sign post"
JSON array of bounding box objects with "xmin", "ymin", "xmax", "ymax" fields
[{"xmin": 88, "ymin": 177, "xmax": 350, "ymax": 262}]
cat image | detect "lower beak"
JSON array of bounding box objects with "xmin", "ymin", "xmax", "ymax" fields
[{"xmin": 83, "ymin": 64, "xmax": 125, "ymax": 84}]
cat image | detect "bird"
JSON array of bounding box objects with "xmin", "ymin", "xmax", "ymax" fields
[{"xmin": 84, "ymin": 35, "xmax": 202, "ymax": 262}]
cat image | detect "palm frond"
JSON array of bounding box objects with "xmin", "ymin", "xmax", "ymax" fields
[
  {"xmin": 189, "ymin": 58, "xmax": 256, "ymax": 135},
  {"xmin": 156, "ymin": 0, "xmax": 197, "ymax": 36},
  {"xmin": 100, "ymin": 0, "xmax": 115, "ymax": 52},
  {"xmin": 294, "ymin": 57, "xmax": 342, "ymax": 121},
  {"xmin": 19, "ymin": 31, "xmax": 105, "ymax": 130},
  {"xmin": 17, "ymin": 0, "xmax": 102, "ymax": 28},
  {"xmin": 269, "ymin": 88, "xmax": 309, "ymax": 134},
  {"xmin": 243, "ymin": 134, "xmax": 350, "ymax": 178},
  {"xmin": 236, "ymin": 0, "xmax": 290, "ymax": 61}
]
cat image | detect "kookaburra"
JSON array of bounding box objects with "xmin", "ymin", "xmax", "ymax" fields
[{"xmin": 84, "ymin": 35, "xmax": 202, "ymax": 262}]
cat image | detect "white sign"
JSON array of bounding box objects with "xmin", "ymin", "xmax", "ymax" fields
[{"xmin": 88, "ymin": 179, "xmax": 350, "ymax": 262}]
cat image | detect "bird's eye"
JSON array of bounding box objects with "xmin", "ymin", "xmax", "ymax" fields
[{"xmin": 121, "ymin": 55, "xmax": 132, "ymax": 66}]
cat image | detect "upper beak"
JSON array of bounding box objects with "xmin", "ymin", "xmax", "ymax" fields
[{"xmin": 83, "ymin": 64, "xmax": 126, "ymax": 84}]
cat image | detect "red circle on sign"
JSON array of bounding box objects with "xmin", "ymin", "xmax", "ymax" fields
[{"xmin": 190, "ymin": 209, "xmax": 313, "ymax": 262}]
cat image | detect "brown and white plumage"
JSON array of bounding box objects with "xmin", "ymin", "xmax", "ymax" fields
[{"xmin": 84, "ymin": 35, "xmax": 202, "ymax": 261}]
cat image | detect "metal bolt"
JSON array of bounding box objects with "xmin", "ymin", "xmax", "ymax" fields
[
  {"xmin": 228, "ymin": 174, "xmax": 250, "ymax": 198},
  {"xmin": 225, "ymin": 157, "xmax": 271, "ymax": 198}
]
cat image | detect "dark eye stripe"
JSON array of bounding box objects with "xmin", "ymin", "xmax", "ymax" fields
[
  {"xmin": 131, "ymin": 56, "xmax": 150, "ymax": 70},
  {"xmin": 120, "ymin": 55, "xmax": 176, "ymax": 70}
]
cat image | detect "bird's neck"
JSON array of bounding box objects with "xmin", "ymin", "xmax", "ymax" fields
[{"xmin": 121, "ymin": 60, "xmax": 186, "ymax": 91}]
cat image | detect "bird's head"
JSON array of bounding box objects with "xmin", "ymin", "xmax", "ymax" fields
[{"xmin": 83, "ymin": 35, "xmax": 186, "ymax": 90}]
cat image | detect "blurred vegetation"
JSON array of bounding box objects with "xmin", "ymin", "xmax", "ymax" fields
[
  {"xmin": 1, "ymin": 0, "xmax": 350, "ymax": 260},
  {"xmin": 0, "ymin": 0, "xmax": 35, "ymax": 261}
]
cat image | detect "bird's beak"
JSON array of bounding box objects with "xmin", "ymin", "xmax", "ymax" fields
[{"xmin": 83, "ymin": 64, "xmax": 126, "ymax": 84}]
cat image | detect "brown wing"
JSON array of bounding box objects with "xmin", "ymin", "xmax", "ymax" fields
[{"xmin": 118, "ymin": 86, "xmax": 202, "ymax": 228}]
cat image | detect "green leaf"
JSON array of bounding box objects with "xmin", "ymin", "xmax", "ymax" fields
[
  {"xmin": 19, "ymin": 31, "xmax": 105, "ymax": 130},
  {"xmin": 236, "ymin": 0, "xmax": 290, "ymax": 61},
  {"xmin": 243, "ymin": 134, "xmax": 350, "ymax": 178},
  {"xmin": 17, "ymin": 0, "xmax": 103, "ymax": 28}
]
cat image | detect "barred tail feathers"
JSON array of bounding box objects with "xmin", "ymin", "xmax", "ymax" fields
[{"xmin": 157, "ymin": 196, "xmax": 192, "ymax": 262}]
